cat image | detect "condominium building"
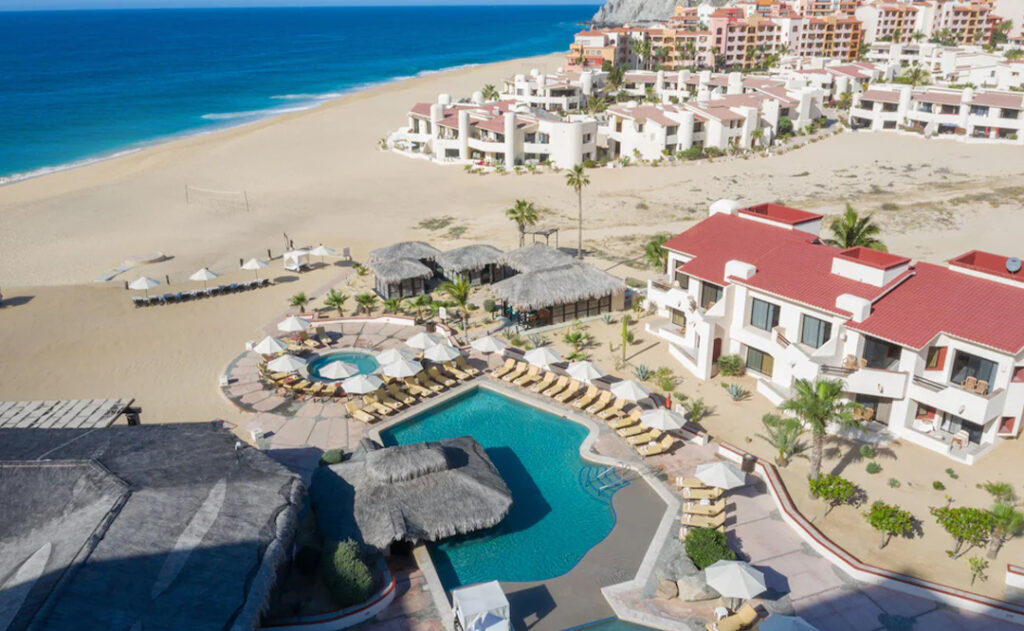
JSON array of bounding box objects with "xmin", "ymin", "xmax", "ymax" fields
[
  {"xmin": 568, "ymin": 29, "xmax": 632, "ymax": 69},
  {"xmin": 856, "ymin": 0, "xmax": 997, "ymax": 45},
  {"xmin": 796, "ymin": 0, "xmax": 864, "ymax": 17},
  {"xmin": 501, "ymin": 69, "xmax": 601, "ymax": 113},
  {"xmin": 645, "ymin": 200, "xmax": 1024, "ymax": 463}
]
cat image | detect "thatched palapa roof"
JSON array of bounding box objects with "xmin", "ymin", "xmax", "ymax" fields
[
  {"xmin": 369, "ymin": 241, "xmax": 440, "ymax": 263},
  {"xmin": 490, "ymin": 263, "xmax": 625, "ymax": 311},
  {"xmin": 499, "ymin": 242, "xmax": 574, "ymax": 273},
  {"xmin": 311, "ymin": 436, "xmax": 512, "ymax": 550},
  {"xmin": 369, "ymin": 258, "xmax": 433, "ymax": 283},
  {"xmin": 436, "ymin": 244, "xmax": 504, "ymax": 273}
]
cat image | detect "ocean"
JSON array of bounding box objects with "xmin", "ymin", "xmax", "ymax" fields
[{"xmin": 0, "ymin": 5, "xmax": 597, "ymax": 182}]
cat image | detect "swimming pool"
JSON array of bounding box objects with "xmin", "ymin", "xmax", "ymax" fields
[
  {"xmin": 380, "ymin": 387, "xmax": 629, "ymax": 589},
  {"xmin": 307, "ymin": 351, "xmax": 379, "ymax": 381}
]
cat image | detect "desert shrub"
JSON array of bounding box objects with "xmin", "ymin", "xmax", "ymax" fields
[
  {"xmin": 809, "ymin": 473, "xmax": 861, "ymax": 515},
  {"xmin": 717, "ymin": 354, "xmax": 743, "ymax": 376},
  {"xmin": 320, "ymin": 539, "xmax": 377, "ymax": 607},
  {"xmin": 859, "ymin": 444, "xmax": 876, "ymax": 459},
  {"xmin": 945, "ymin": 467, "xmax": 959, "ymax": 480},
  {"xmin": 633, "ymin": 364, "xmax": 652, "ymax": 381},
  {"xmin": 319, "ymin": 448, "xmax": 346, "ymax": 466},
  {"xmin": 866, "ymin": 461, "xmax": 882, "ymax": 474},
  {"xmin": 722, "ymin": 383, "xmax": 750, "ymax": 401},
  {"xmin": 685, "ymin": 527, "xmax": 736, "ymax": 570},
  {"xmin": 483, "ymin": 298, "xmax": 496, "ymax": 313},
  {"xmin": 933, "ymin": 481, "xmax": 946, "ymax": 491},
  {"xmin": 888, "ymin": 478, "xmax": 901, "ymax": 488}
]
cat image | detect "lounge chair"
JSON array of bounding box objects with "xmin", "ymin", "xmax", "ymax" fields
[
  {"xmin": 542, "ymin": 375, "xmax": 569, "ymax": 397},
  {"xmin": 403, "ymin": 377, "xmax": 434, "ymax": 397},
  {"xmin": 530, "ymin": 372, "xmax": 557, "ymax": 393},
  {"xmin": 502, "ymin": 362, "xmax": 529, "ymax": 383},
  {"xmin": 345, "ymin": 400, "xmax": 377, "ymax": 423},
  {"xmin": 627, "ymin": 429, "xmax": 664, "ymax": 445},
  {"xmin": 676, "ymin": 476, "xmax": 709, "ymax": 490},
  {"xmin": 572, "ymin": 385, "xmax": 600, "ymax": 409},
  {"xmin": 315, "ymin": 326, "xmax": 332, "ymax": 346},
  {"xmin": 442, "ymin": 361, "xmax": 471, "ymax": 381},
  {"xmin": 681, "ymin": 511, "xmax": 726, "ymax": 530},
  {"xmin": 299, "ymin": 332, "xmax": 322, "ymax": 348},
  {"xmin": 608, "ymin": 415, "xmax": 638, "ymax": 430},
  {"xmin": 705, "ymin": 603, "xmax": 758, "ymax": 631},
  {"xmin": 618, "ymin": 423, "xmax": 649, "ymax": 438},
  {"xmin": 322, "ymin": 384, "xmax": 339, "ymax": 399},
  {"xmin": 597, "ymin": 397, "xmax": 628, "ymax": 420},
  {"xmin": 269, "ymin": 371, "xmax": 292, "ymax": 381},
  {"xmin": 555, "ymin": 380, "xmax": 583, "ymax": 402},
  {"xmin": 428, "ymin": 366, "xmax": 457, "ymax": 387},
  {"xmin": 362, "ymin": 394, "xmax": 395, "ymax": 416},
  {"xmin": 387, "ymin": 383, "xmax": 416, "ymax": 405},
  {"xmin": 683, "ymin": 498, "xmax": 725, "ymax": 516},
  {"xmin": 512, "ymin": 365, "xmax": 540, "ymax": 386},
  {"xmin": 372, "ymin": 389, "xmax": 404, "ymax": 411},
  {"xmin": 586, "ymin": 391, "xmax": 614, "ymax": 415},
  {"xmin": 291, "ymin": 380, "xmax": 312, "ymax": 392},
  {"xmin": 416, "ymin": 372, "xmax": 446, "ymax": 393},
  {"xmin": 683, "ymin": 486, "xmax": 723, "ymax": 501},
  {"xmin": 305, "ymin": 382, "xmax": 325, "ymax": 396},
  {"xmin": 493, "ymin": 358, "xmax": 517, "ymax": 379},
  {"xmin": 455, "ymin": 355, "xmax": 480, "ymax": 376}
]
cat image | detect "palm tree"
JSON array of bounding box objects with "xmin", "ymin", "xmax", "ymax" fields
[
  {"xmin": 756, "ymin": 414, "xmax": 808, "ymax": 467},
  {"xmin": 630, "ymin": 38, "xmax": 652, "ymax": 70},
  {"xmin": 355, "ymin": 292, "xmax": 378, "ymax": 315},
  {"xmin": 565, "ymin": 164, "xmax": 590, "ymax": 260},
  {"xmin": 823, "ymin": 204, "xmax": 888, "ymax": 251},
  {"xmin": 751, "ymin": 128, "xmax": 764, "ymax": 148},
  {"xmin": 383, "ymin": 296, "xmax": 403, "ymax": 314},
  {"xmin": 482, "ymin": 84, "xmax": 500, "ymax": 101},
  {"xmin": 900, "ymin": 63, "xmax": 931, "ymax": 87},
  {"xmin": 439, "ymin": 277, "xmax": 471, "ymax": 330},
  {"xmin": 987, "ymin": 502, "xmax": 1024, "ymax": 559},
  {"xmin": 404, "ymin": 294, "xmax": 432, "ymax": 322},
  {"xmin": 606, "ymin": 65, "xmax": 626, "ymax": 92},
  {"xmin": 506, "ymin": 199, "xmax": 539, "ymax": 247},
  {"xmin": 779, "ymin": 378, "xmax": 859, "ymax": 481},
  {"xmin": 323, "ymin": 289, "xmax": 348, "ymax": 317},
  {"xmin": 1007, "ymin": 49, "xmax": 1024, "ymax": 61},
  {"xmin": 837, "ymin": 91, "xmax": 853, "ymax": 110},
  {"xmin": 289, "ymin": 292, "xmax": 309, "ymax": 312},
  {"xmin": 643, "ymin": 234, "xmax": 670, "ymax": 270}
]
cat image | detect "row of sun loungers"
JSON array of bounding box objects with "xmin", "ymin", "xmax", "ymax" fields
[
  {"xmin": 132, "ymin": 279, "xmax": 270, "ymax": 307},
  {"xmin": 284, "ymin": 328, "xmax": 335, "ymax": 353},
  {"xmin": 605, "ymin": 408, "xmax": 678, "ymax": 457},
  {"xmin": 705, "ymin": 604, "xmax": 759, "ymax": 631},
  {"xmin": 344, "ymin": 358, "xmax": 481, "ymax": 423},
  {"xmin": 677, "ymin": 476, "xmax": 727, "ymax": 537}
]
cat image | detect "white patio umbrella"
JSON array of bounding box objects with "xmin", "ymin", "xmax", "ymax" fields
[
  {"xmin": 129, "ymin": 276, "xmax": 160, "ymax": 297},
  {"xmin": 524, "ymin": 347, "xmax": 561, "ymax": 368},
  {"xmin": 406, "ymin": 332, "xmax": 444, "ymax": 350},
  {"xmin": 759, "ymin": 615, "xmax": 819, "ymax": 631},
  {"xmin": 640, "ymin": 408, "xmax": 686, "ymax": 431},
  {"xmin": 242, "ymin": 257, "xmax": 269, "ymax": 279},
  {"xmin": 705, "ymin": 560, "xmax": 766, "ymax": 604},
  {"xmin": 310, "ymin": 244, "xmax": 337, "ymax": 263},
  {"xmin": 471, "ymin": 335, "xmax": 508, "ymax": 354},
  {"xmin": 189, "ymin": 267, "xmax": 219, "ymax": 290},
  {"xmin": 319, "ymin": 360, "xmax": 360, "ymax": 380},
  {"xmin": 695, "ymin": 461, "xmax": 747, "ymax": 490},
  {"xmin": 611, "ymin": 380, "xmax": 650, "ymax": 402},
  {"xmin": 277, "ymin": 315, "xmax": 311, "ymax": 333},
  {"xmin": 424, "ymin": 344, "xmax": 462, "ymax": 363},
  {"xmin": 377, "ymin": 348, "xmax": 416, "ymax": 365},
  {"xmin": 253, "ymin": 335, "xmax": 288, "ymax": 355},
  {"xmin": 567, "ymin": 360, "xmax": 603, "ymax": 383},
  {"xmin": 268, "ymin": 354, "xmax": 308, "ymax": 373},
  {"xmin": 342, "ymin": 374, "xmax": 383, "ymax": 394},
  {"xmin": 382, "ymin": 358, "xmax": 423, "ymax": 378}
]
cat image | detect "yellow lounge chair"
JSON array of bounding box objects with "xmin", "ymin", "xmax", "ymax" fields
[
  {"xmin": 705, "ymin": 603, "xmax": 758, "ymax": 631},
  {"xmin": 362, "ymin": 394, "xmax": 394, "ymax": 416},
  {"xmin": 597, "ymin": 397, "xmax": 628, "ymax": 420},
  {"xmin": 586, "ymin": 391, "xmax": 614, "ymax": 415},
  {"xmin": 322, "ymin": 384, "xmax": 339, "ymax": 399},
  {"xmin": 428, "ymin": 366, "xmax": 457, "ymax": 387},
  {"xmin": 512, "ymin": 365, "xmax": 540, "ymax": 386},
  {"xmin": 315, "ymin": 326, "xmax": 332, "ymax": 346},
  {"xmin": 530, "ymin": 372, "xmax": 557, "ymax": 393},
  {"xmin": 372, "ymin": 389, "xmax": 404, "ymax": 411},
  {"xmin": 290, "ymin": 380, "xmax": 311, "ymax": 391},
  {"xmin": 502, "ymin": 362, "xmax": 529, "ymax": 383},
  {"xmin": 305, "ymin": 382, "xmax": 325, "ymax": 396},
  {"xmin": 493, "ymin": 358, "xmax": 517, "ymax": 379},
  {"xmin": 455, "ymin": 355, "xmax": 480, "ymax": 376},
  {"xmin": 618, "ymin": 423, "xmax": 649, "ymax": 438},
  {"xmin": 572, "ymin": 385, "xmax": 600, "ymax": 409},
  {"xmin": 387, "ymin": 383, "xmax": 416, "ymax": 405},
  {"xmin": 542, "ymin": 375, "xmax": 569, "ymax": 397},
  {"xmin": 403, "ymin": 377, "xmax": 434, "ymax": 397},
  {"xmin": 608, "ymin": 415, "xmax": 638, "ymax": 430},
  {"xmin": 681, "ymin": 511, "xmax": 726, "ymax": 530},
  {"xmin": 627, "ymin": 429, "xmax": 663, "ymax": 445},
  {"xmin": 683, "ymin": 486, "xmax": 723, "ymax": 501},
  {"xmin": 683, "ymin": 498, "xmax": 725, "ymax": 516},
  {"xmin": 676, "ymin": 476, "xmax": 709, "ymax": 490},
  {"xmin": 442, "ymin": 361, "xmax": 471, "ymax": 381},
  {"xmin": 416, "ymin": 372, "xmax": 446, "ymax": 393},
  {"xmin": 554, "ymin": 380, "xmax": 583, "ymax": 402},
  {"xmin": 345, "ymin": 400, "xmax": 377, "ymax": 423}
]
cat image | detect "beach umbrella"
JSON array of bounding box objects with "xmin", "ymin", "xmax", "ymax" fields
[
  {"xmin": 759, "ymin": 615, "xmax": 819, "ymax": 631},
  {"xmin": 310, "ymin": 244, "xmax": 336, "ymax": 263},
  {"xmin": 381, "ymin": 358, "xmax": 423, "ymax": 379},
  {"xmin": 524, "ymin": 347, "xmax": 561, "ymax": 368},
  {"xmin": 566, "ymin": 360, "xmax": 603, "ymax": 383},
  {"xmin": 277, "ymin": 315, "xmax": 311, "ymax": 333},
  {"xmin": 189, "ymin": 267, "xmax": 219, "ymax": 290},
  {"xmin": 377, "ymin": 348, "xmax": 416, "ymax": 365},
  {"xmin": 470, "ymin": 336, "xmax": 508, "ymax": 354},
  {"xmin": 640, "ymin": 408, "xmax": 686, "ymax": 431},
  {"xmin": 319, "ymin": 360, "xmax": 360, "ymax": 380},
  {"xmin": 268, "ymin": 354, "xmax": 308, "ymax": 373},
  {"xmin": 705, "ymin": 560, "xmax": 766, "ymax": 602},
  {"xmin": 695, "ymin": 461, "xmax": 747, "ymax": 490},
  {"xmin": 253, "ymin": 335, "xmax": 288, "ymax": 355},
  {"xmin": 406, "ymin": 332, "xmax": 444, "ymax": 350},
  {"xmin": 342, "ymin": 374, "xmax": 383, "ymax": 395},
  {"xmin": 129, "ymin": 276, "xmax": 160, "ymax": 298},
  {"xmin": 424, "ymin": 344, "xmax": 462, "ymax": 363},
  {"xmin": 242, "ymin": 257, "xmax": 269, "ymax": 279},
  {"xmin": 611, "ymin": 380, "xmax": 650, "ymax": 402}
]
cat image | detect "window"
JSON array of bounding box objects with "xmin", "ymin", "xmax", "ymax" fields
[
  {"xmin": 745, "ymin": 347, "xmax": 774, "ymax": 376},
  {"xmin": 670, "ymin": 307, "xmax": 687, "ymax": 328},
  {"xmin": 950, "ymin": 351, "xmax": 997, "ymax": 387},
  {"xmin": 750, "ymin": 298, "xmax": 780, "ymax": 332},
  {"xmin": 863, "ymin": 336, "xmax": 901, "ymax": 370},
  {"xmin": 582, "ymin": 133, "xmax": 592, "ymax": 144},
  {"xmin": 700, "ymin": 282, "xmax": 723, "ymax": 309},
  {"xmin": 925, "ymin": 346, "xmax": 948, "ymax": 371},
  {"xmin": 800, "ymin": 314, "xmax": 832, "ymax": 348}
]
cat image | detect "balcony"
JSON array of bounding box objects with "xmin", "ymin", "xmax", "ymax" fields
[
  {"xmin": 908, "ymin": 378, "xmax": 1007, "ymax": 426},
  {"xmin": 646, "ymin": 278, "xmax": 691, "ymax": 314},
  {"xmin": 822, "ymin": 364, "xmax": 909, "ymax": 399}
]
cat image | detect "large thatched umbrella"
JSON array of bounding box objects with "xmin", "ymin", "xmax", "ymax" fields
[
  {"xmin": 369, "ymin": 241, "xmax": 440, "ymax": 263},
  {"xmin": 368, "ymin": 259, "xmax": 433, "ymax": 285},
  {"xmin": 490, "ymin": 263, "xmax": 624, "ymax": 313},
  {"xmin": 498, "ymin": 242, "xmax": 573, "ymax": 274},
  {"xmin": 437, "ymin": 244, "xmax": 503, "ymax": 273}
]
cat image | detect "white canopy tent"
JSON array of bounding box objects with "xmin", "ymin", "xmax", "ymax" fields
[
  {"xmin": 283, "ymin": 250, "xmax": 310, "ymax": 272},
  {"xmin": 452, "ymin": 581, "xmax": 510, "ymax": 631}
]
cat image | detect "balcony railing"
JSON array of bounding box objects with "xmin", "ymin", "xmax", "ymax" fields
[{"xmin": 912, "ymin": 374, "xmax": 944, "ymax": 392}]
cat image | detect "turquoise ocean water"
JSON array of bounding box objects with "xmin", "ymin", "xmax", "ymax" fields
[{"xmin": 0, "ymin": 6, "xmax": 596, "ymax": 181}]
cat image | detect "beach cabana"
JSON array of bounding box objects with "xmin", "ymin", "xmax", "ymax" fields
[
  {"xmin": 498, "ymin": 242, "xmax": 573, "ymax": 274},
  {"xmin": 490, "ymin": 262, "xmax": 626, "ymax": 328},
  {"xmin": 452, "ymin": 581, "xmax": 511, "ymax": 631},
  {"xmin": 283, "ymin": 250, "xmax": 310, "ymax": 272},
  {"xmin": 369, "ymin": 241, "xmax": 440, "ymax": 264},
  {"xmin": 436, "ymin": 244, "xmax": 506, "ymax": 286},
  {"xmin": 311, "ymin": 436, "xmax": 512, "ymax": 552},
  {"xmin": 369, "ymin": 258, "xmax": 434, "ymax": 299}
]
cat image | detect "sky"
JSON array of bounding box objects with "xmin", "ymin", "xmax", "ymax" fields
[{"xmin": 1, "ymin": 0, "xmax": 598, "ymax": 9}]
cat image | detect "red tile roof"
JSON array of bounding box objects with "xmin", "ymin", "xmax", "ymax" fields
[
  {"xmin": 860, "ymin": 89, "xmax": 902, "ymax": 104},
  {"xmin": 971, "ymin": 91, "xmax": 1024, "ymax": 110},
  {"xmin": 738, "ymin": 203, "xmax": 822, "ymax": 226},
  {"xmin": 837, "ymin": 246, "xmax": 911, "ymax": 270},
  {"xmin": 848, "ymin": 263, "xmax": 1024, "ymax": 354},
  {"xmin": 949, "ymin": 250, "xmax": 1024, "ymax": 285}
]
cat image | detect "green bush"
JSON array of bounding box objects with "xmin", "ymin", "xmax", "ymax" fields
[
  {"xmin": 483, "ymin": 298, "xmax": 496, "ymax": 313},
  {"xmin": 717, "ymin": 354, "xmax": 743, "ymax": 376},
  {"xmin": 888, "ymin": 478, "xmax": 901, "ymax": 488},
  {"xmin": 319, "ymin": 448, "xmax": 346, "ymax": 466},
  {"xmin": 320, "ymin": 539, "xmax": 377, "ymax": 607},
  {"xmin": 945, "ymin": 467, "xmax": 959, "ymax": 480},
  {"xmin": 866, "ymin": 461, "xmax": 882, "ymax": 474},
  {"xmin": 684, "ymin": 527, "xmax": 736, "ymax": 570},
  {"xmin": 933, "ymin": 481, "xmax": 946, "ymax": 491},
  {"xmin": 859, "ymin": 444, "xmax": 877, "ymax": 459}
]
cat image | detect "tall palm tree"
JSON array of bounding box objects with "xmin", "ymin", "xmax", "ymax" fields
[
  {"xmin": 630, "ymin": 38, "xmax": 652, "ymax": 70},
  {"xmin": 643, "ymin": 234, "xmax": 670, "ymax": 270},
  {"xmin": 987, "ymin": 502, "xmax": 1024, "ymax": 559},
  {"xmin": 606, "ymin": 65, "xmax": 626, "ymax": 92},
  {"xmin": 323, "ymin": 289, "xmax": 348, "ymax": 317},
  {"xmin": 482, "ymin": 84, "xmax": 500, "ymax": 101},
  {"xmin": 779, "ymin": 378, "xmax": 859, "ymax": 481},
  {"xmin": 505, "ymin": 199, "xmax": 539, "ymax": 247},
  {"xmin": 439, "ymin": 277, "xmax": 471, "ymax": 330},
  {"xmin": 565, "ymin": 164, "xmax": 590, "ymax": 260},
  {"xmin": 383, "ymin": 296, "xmax": 403, "ymax": 314},
  {"xmin": 404, "ymin": 294, "xmax": 432, "ymax": 322},
  {"xmin": 289, "ymin": 292, "xmax": 309, "ymax": 312},
  {"xmin": 823, "ymin": 204, "xmax": 888, "ymax": 251},
  {"xmin": 900, "ymin": 63, "xmax": 931, "ymax": 87},
  {"xmin": 355, "ymin": 292, "xmax": 378, "ymax": 315}
]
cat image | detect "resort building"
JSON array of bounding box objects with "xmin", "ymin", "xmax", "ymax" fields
[
  {"xmin": 436, "ymin": 244, "xmax": 507, "ymax": 286},
  {"xmin": 644, "ymin": 200, "xmax": 1024, "ymax": 463},
  {"xmin": 568, "ymin": 29, "xmax": 632, "ymax": 69},
  {"xmin": 849, "ymin": 84, "xmax": 1024, "ymax": 141},
  {"xmin": 855, "ymin": 0, "xmax": 999, "ymax": 45},
  {"xmin": 501, "ymin": 69, "xmax": 601, "ymax": 113},
  {"xmin": 369, "ymin": 241, "xmax": 441, "ymax": 299},
  {"xmin": 774, "ymin": 61, "xmax": 887, "ymax": 99}
]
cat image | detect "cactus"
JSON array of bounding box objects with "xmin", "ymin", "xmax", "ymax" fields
[
  {"xmin": 721, "ymin": 383, "xmax": 750, "ymax": 401},
  {"xmin": 633, "ymin": 364, "xmax": 652, "ymax": 381}
]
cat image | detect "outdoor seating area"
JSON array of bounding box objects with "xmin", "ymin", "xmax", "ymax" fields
[
  {"xmin": 131, "ymin": 278, "xmax": 271, "ymax": 306},
  {"xmin": 675, "ymin": 460, "xmax": 747, "ymax": 538}
]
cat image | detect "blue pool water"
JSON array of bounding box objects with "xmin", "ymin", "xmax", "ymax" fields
[
  {"xmin": 565, "ymin": 618, "xmax": 658, "ymax": 631},
  {"xmin": 380, "ymin": 388, "xmax": 628, "ymax": 589},
  {"xmin": 307, "ymin": 351, "xmax": 379, "ymax": 382}
]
